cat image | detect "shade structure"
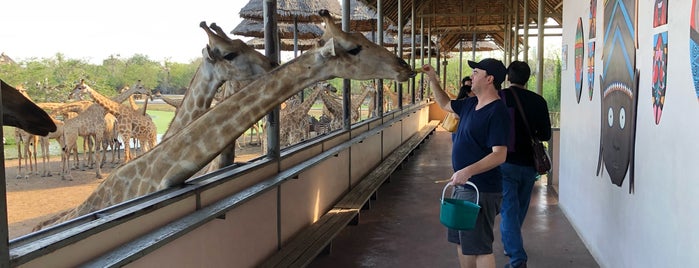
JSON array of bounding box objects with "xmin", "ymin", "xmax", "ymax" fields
[
  {"xmin": 246, "ymin": 37, "xmax": 317, "ymax": 51},
  {"xmin": 239, "ymin": 0, "xmax": 342, "ymax": 23},
  {"xmin": 450, "ymin": 40, "xmax": 501, "ymax": 52},
  {"xmin": 362, "ymin": 31, "xmax": 397, "ymax": 46},
  {"xmin": 348, "ymin": 0, "xmax": 391, "ymax": 32},
  {"xmin": 231, "ymin": 19, "xmax": 324, "ymax": 39}
]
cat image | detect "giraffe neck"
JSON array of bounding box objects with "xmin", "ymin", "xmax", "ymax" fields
[
  {"xmin": 113, "ymin": 86, "xmax": 146, "ymax": 103},
  {"xmin": 70, "ymin": 49, "xmax": 333, "ymax": 217},
  {"xmin": 319, "ymin": 90, "xmax": 343, "ymax": 117},
  {"xmin": 351, "ymin": 86, "xmax": 371, "ymax": 112},
  {"xmin": 86, "ymin": 88, "xmax": 126, "ymax": 116},
  {"xmin": 288, "ymin": 85, "xmax": 324, "ymax": 118},
  {"xmin": 163, "ymin": 64, "xmax": 223, "ymax": 139},
  {"xmin": 127, "ymin": 96, "xmax": 138, "ymax": 110}
]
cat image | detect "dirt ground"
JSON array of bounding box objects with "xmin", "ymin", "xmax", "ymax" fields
[{"xmin": 3, "ymin": 144, "xmax": 263, "ymax": 240}]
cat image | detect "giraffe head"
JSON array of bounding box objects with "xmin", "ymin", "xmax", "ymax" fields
[
  {"xmin": 69, "ymin": 79, "xmax": 92, "ymax": 100},
  {"xmin": 130, "ymin": 80, "xmax": 153, "ymax": 100},
  {"xmin": 199, "ymin": 21, "xmax": 276, "ymax": 83},
  {"xmin": 314, "ymin": 9, "xmax": 415, "ymax": 82},
  {"xmin": 1, "ymin": 80, "xmax": 57, "ymax": 136}
]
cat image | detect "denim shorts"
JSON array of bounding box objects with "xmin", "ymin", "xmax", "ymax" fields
[{"xmin": 446, "ymin": 185, "xmax": 502, "ymax": 255}]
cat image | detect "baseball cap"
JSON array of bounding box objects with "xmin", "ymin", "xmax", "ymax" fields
[{"xmin": 468, "ymin": 58, "xmax": 507, "ymax": 86}]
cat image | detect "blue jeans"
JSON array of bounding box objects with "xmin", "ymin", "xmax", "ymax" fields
[{"xmin": 500, "ymin": 163, "xmax": 538, "ymax": 267}]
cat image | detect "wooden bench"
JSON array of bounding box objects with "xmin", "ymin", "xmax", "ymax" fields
[{"xmin": 260, "ymin": 120, "xmax": 440, "ymax": 268}]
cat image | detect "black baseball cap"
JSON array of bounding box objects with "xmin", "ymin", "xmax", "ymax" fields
[{"xmin": 467, "ymin": 58, "xmax": 507, "ymax": 86}]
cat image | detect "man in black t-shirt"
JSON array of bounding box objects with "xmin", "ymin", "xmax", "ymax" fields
[{"xmin": 499, "ymin": 61, "xmax": 552, "ymax": 268}]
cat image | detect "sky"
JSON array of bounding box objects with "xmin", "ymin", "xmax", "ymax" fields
[{"xmin": 0, "ymin": 0, "xmax": 253, "ymax": 64}]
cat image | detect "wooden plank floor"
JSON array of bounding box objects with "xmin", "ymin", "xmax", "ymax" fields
[{"xmin": 309, "ymin": 129, "xmax": 599, "ymax": 268}]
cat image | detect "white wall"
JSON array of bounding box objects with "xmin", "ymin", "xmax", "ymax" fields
[{"xmin": 560, "ymin": 0, "xmax": 699, "ymax": 267}]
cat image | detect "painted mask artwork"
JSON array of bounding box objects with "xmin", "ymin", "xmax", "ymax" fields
[
  {"xmin": 653, "ymin": 0, "xmax": 668, "ymax": 28},
  {"xmin": 588, "ymin": 42, "xmax": 596, "ymax": 100},
  {"xmin": 590, "ymin": 0, "xmax": 597, "ymax": 39},
  {"xmin": 652, "ymin": 32, "xmax": 668, "ymax": 125},
  {"xmin": 597, "ymin": 0, "xmax": 638, "ymax": 193},
  {"xmin": 575, "ymin": 18, "xmax": 585, "ymax": 104},
  {"xmin": 691, "ymin": 0, "xmax": 699, "ymax": 101}
]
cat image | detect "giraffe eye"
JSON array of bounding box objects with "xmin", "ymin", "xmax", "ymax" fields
[
  {"xmin": 223, "ymin": 52, "xmax": 238, "ymax": 60},
  {"xmin": 347, "ymin": 46, "xmax": 362, "ymax": 55},
  {"xmin": 619, "ymin": 107, "xmax": 626, "ymax": 129},
  {"xmin": 607, "ymin": 107, "xmax": 614, "ymax": 127}
]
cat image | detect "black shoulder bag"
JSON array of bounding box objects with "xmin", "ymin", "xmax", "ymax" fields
[{"xmin": 509, "ymin": 89, "xmax": 552, "ymax": 175}]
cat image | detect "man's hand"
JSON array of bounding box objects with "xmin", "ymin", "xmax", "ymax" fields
[{"xmin": 449, "ymin": 168, "xmax": 472, "ymax": 186}]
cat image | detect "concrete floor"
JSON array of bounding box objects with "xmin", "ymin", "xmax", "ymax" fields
[{"xmin": 309, "ymin": 129, "xmax": 598, "ymax": 268}]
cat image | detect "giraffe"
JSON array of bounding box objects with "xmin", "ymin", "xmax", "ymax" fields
[
  {"xmin": 33, "ymin": 10, "xmax": 415, "ymax": 230},
  {"xmin": 318, "ymin": 84, "xmax": 344, "ymax": 131},
  {"xmin": 159, "ymin": 95, "xmax": 183, "ymax": 108},
  {"xmin": 279, "ymin": 82, "xmax": 333, "ymax": 147},
  {"xmin": 59, "ymin": 84, "xmax": 152, "ymax": 179},
  {"xmin": 71, "ymin": 79, "xmax": 153, "ymax": 162},
  {"xmin": 162, "ymin": 22, "xmax": 275, "ymax": 139},
  {"xmin": 0, "ymin": 80, "xmax": 56, "ymax": 136},
  {"xmin": 14, "ymin": 129, "xmax": 39, "ymax": 179},
  {"xmin": 351, "ymin": 83, "xmax": 373, "ymax": 122},
  {"xmin": 160, "ymin": 22, "xmax": 276, "ymax": 172},
  {"xmin": 318, "ymin": 82, "xmax": 373, "ymax": 129},
  {"xmin": 38, "ymin": 118, "xmax": 65, "ymax": 177},
  {"xmin": 7, "ymin": 82, "xmax": 47, "ymax": 179}
]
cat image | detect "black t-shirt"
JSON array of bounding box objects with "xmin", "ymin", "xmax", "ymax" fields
[{"xmin": 500, "ymin": 87, "xmax": 552, "ymax": 167}]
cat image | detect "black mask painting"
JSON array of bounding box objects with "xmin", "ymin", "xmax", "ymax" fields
[{"xmin": 597, "ymin": 0, "xmax": 638, "ymax": 193}]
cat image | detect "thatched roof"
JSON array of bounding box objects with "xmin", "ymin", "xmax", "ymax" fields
[
  {"xmin": 246, "ymin": 37, "xmax": 317, "ymax": 51},
  {"xmin": 0, "ymin": 52, "xmax": 16, "ymax": 65},
  {"xmin": 449, "ymin": 40, "xmax": 501, "ymax": 52},
  {"xmin": 239, "ymin": 0, "xmax": 342, "ymax": 23},
  {"xmin": 357, "ymin": 0, "xmax": 563, "ymax": 52},
  {"xmin": 231, "ymin": 19, "xmax": 324, "ymax": 39}
]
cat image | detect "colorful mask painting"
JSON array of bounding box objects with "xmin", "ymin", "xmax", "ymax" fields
[
  {"xmin": 588, "ymin": 42, "xmax": 596, "ymax": 100},
  {"xmin": 652, "ymin": 32, "xmax": 668, "ymax": 125},
  {"xmin": 590, "ymin": 0, "xmax": 597, "ymax": 39},
  {"xmin": 691, "ymin": 0, "xmax": 699, "ymax": 101},
  {"xmin": 597, "ymin": 0, "xmax": 638, "ymax": 193},
  {"xmin": 653, "ymin": 0, "xmax": 668, "ymax": 27},
  {"xmin": 575, "ymin": 18, "xmax": 585, "ymax": 104}
]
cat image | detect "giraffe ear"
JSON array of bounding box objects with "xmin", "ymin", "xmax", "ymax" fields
[
  {"xmin": 202, "ymin": 46, "xmax": 214, "ymax": 61},
  {"xmin": 318, "ymin": 38, "xmax": 336, "ymax": 58}
]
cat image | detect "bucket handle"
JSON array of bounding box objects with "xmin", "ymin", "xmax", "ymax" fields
[{"xmin": 441, "ymin": 181, "xmax": 479, "ymax": 204}]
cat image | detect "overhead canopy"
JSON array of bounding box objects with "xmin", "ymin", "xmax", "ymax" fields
[
  {"xmin": 246, "ymin": 37, "xmax": 317, "ymax": 51},
  {"xmin": 239, "ymin": 0, "xmax": 342, "ymax": 23},
  {"xmin": 231, "ymin": 19, "xmax": 324, "ymax": 39},
  {"xmin": 357, "ymin": 0, "xmax": 563, "ymax": 52}
]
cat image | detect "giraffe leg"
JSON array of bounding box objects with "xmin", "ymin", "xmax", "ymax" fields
[{"xmin": 123, "ymin": 133, "xmax": 132, "ymax": 162}]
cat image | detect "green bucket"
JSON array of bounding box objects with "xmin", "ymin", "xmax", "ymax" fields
[{"xmin": 440, "ymin": 182, "xmax": 481, "ymax": 230}]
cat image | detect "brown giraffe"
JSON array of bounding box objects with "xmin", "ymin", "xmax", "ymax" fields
[
  {"xmin": 14, "ymin": 128, "xmax": 39, "ymax": 179},
  {"xmin": 38, "ymin": 118, "xmax": 65, "ymax": 177},
  {"xmin": 9, "ymin": 83, "xmax": 47, "ymax": 178},
  {"xmin": 0, "ymin": 80, "xmax": 56, "ymax": 136},
  {"xmin": 323, "ymin": 84, "xmax": 372, "ymax": 123},
  {"xmin": 34, "ymin": 10, "xmax": 415, "ymax": 230},
  {"xmin": 59, "ymin": 84, "xmax": 153, "ymax": 179},
  {"xmin": 280, "ymin": 82, "xmax": 333, "ymax": 147},
  {"xmin": 162, "ymin": 22, "xmax": 275, "ymax": 140},
  {"xmin": 159, "ymin": 95, "xmax": 183, "ymax": 108},
  {"xmin": 318, "ymin": 84, "xmax": 344, "ymax": 131},
  {"xmin": 162, "ymin": 22, "xmax": 275, "ymax": 172},
  {"xmin": 71, "ymin": 79, "xmax": 153, "ymax": 162}
]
